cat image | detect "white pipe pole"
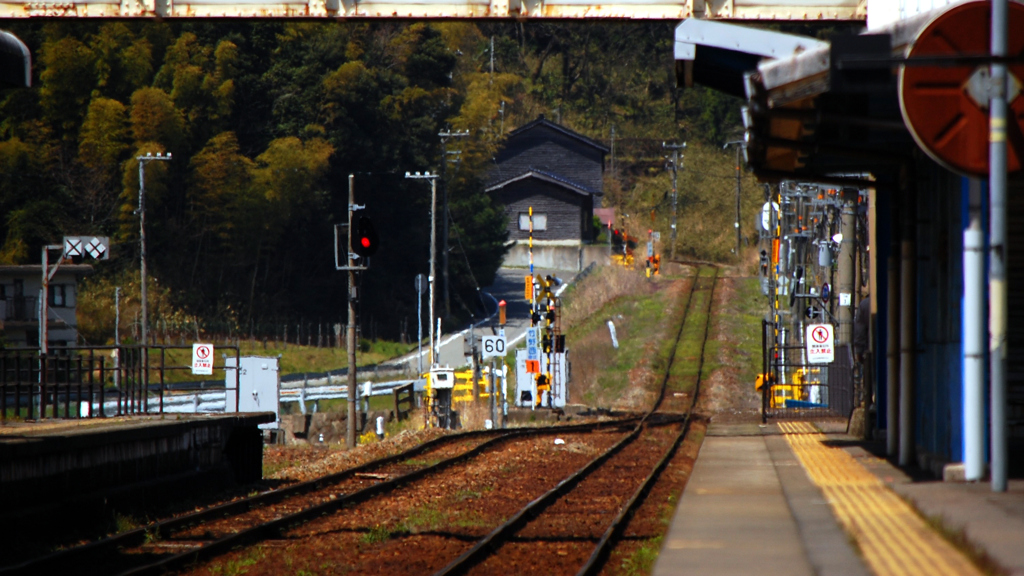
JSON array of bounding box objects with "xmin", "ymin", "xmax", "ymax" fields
[{"xmin": 964, "ymin": 221, "xmax": 985, "ymax": 481}]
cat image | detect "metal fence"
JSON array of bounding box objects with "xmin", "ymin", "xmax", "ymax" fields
[
  {"xmin": 0, "ymin": 345, "xmax": 240, "ymax": 421},
  {"xmin": 762, "ymin": 342, "xmax": 855, "ymax": 421}
]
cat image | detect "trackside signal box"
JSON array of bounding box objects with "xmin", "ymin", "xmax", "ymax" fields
[
  {"xmin": 514, "ymin": 349, "xmax": 568, "ymax": 409},
  {"xmin": 225, "ymin": 356, "xmax": 280, "ymax": 430}
]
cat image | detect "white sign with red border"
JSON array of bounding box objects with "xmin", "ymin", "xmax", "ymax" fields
[
  {"xmin": 192, "ymin": 343, "xmax": 214, "ymax": 375},
  {"xmin": 806, "ymin": 324, "xmax": 834, "ymax": 364}
]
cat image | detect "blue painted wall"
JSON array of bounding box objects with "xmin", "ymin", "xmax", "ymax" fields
[{"xmin": 913, "ymin": 164, "xmax": 964, "ymax": 464}]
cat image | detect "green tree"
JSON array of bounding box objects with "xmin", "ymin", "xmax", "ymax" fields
[
  {"xmin": 39, "ymin": 35, "xmax": 96, "ymax": 140},
  {"xmin": 89, "ymin": 23, "xmax": 154, "ymax": 104},
  {"xmin": 129, "ymin": 87, "xmax": 187, "ymax": 153},
  {"xmin": 78, "ymin": 97, "xmax": 131, "ymax": 228}
]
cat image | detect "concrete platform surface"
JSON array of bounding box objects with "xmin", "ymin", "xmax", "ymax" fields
[{"xmin": 654, "ymin": 420, "xmax": 1024, "ymax": 576}]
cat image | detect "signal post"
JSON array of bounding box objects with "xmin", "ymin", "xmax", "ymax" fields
[{"xmin": 336, "ymin": 175, "xmax": 377, "ymax": 449}]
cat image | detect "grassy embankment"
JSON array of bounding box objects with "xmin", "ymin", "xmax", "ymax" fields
[{"xmin": 558, "ymin": 262, "xmax": 766, "ymax": 414}]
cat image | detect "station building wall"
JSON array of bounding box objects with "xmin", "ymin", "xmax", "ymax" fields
[{"xmin": 878, "ymin": 153, "xmax": 1024, "ymax": 475}]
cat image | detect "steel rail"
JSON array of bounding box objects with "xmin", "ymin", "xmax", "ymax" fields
[
  {"xmin": 433, "ymin": 265, "xmax": 719, "ymax": 576},
  {"xmin": 2, "ymin": 417, "xmax": 637, "ymax": 576},
  {"xmin": 576, "ymin": 266, "xmax": 718, "ymax": 575},
  {"xmin": 116, "ymin": 418, "xmax": 638, "ymax": 576},
  {"xmin": 0, "ymin": 427, "xmax": 507, "ymax": 576},
  {"xmin": 432, "ymin": 422, "xmax": 648, "ymax": 576}
]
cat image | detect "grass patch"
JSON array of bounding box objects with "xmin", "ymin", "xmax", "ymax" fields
[
  {"xmin": 403, "ymin": 457, "xmax": 443, "ymax": 467},
  {"xmin": 454, "ymin": 489, "xmax": 482, "ymax": 501},
  {"xmin": 718, "ymin": 276, "xmax": 770, "ymax": 390},
  {"xmin": 563, "ymin": 267, "xmax": 678, "ymax": 410},
  {"xmin": 403, "ymin": 499, "xmax": 490, "ymax": 533},
  {"xmin": 112, "ymin": 512, "xmax": 141, "ymax": 534},
  {"xmin": 50, "ymin": 339, "xmax": 418, "ymax": 387},
  {"xmin": 360, "ymin": 524, "xmax": 394, "ymax": 544},
  {"xmin": 404, "ymin": 504, "xmax": 446, "ymax": 532},
  {"xmin": 262, "ymin": 457, "xmax": 296, "ymax": 478},
  {"xmin": 619, "ymin": 536, "xmax": 663, "ymax": 576}
]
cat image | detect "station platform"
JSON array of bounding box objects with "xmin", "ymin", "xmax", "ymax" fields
[
  {"xmin": 654, "ymin": 420, "xmax": 1024, "ymax": 576},
  {"xmin": 0, "ymin": 413, "xmax": 273, "ymax": 522}
]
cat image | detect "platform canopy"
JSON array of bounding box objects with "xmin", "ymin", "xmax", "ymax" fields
[
  {"xmin": 674, "ymin": 13, "xmax": 943, "ymax": 186},
  {"xmin": 0, "ymin": 0, "xmax": 865, "ymax": 19}
]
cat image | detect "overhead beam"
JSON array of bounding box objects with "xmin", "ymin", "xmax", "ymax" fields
[{"xmin": 0, "ymin": 0, "xmax": 866, "ymax": 19}]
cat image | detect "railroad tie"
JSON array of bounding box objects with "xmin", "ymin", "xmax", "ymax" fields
[{"xmin": 779, "ymin": 421, "xmax": 982, "ymax": 576}]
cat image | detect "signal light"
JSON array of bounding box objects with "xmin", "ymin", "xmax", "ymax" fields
[{"xmin": 352, "ymin": 217, "xmax": 379, "ymax": 258}]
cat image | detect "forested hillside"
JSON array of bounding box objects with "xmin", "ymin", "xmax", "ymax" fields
[{"xmin": 0, "ymin": 20, "xmax": 749, "ymax": 344}]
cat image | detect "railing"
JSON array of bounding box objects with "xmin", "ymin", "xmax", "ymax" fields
[
  {"xmin": 393, "ymin": 383, "xmax": 415, "ymax": 421},
  {"xmin": 0, "ymin": 345, "xmax": 240, "ymax": 421},
  {"xmin": 762, "ymin": 341, "xmax": 855, "ymax": 421}
]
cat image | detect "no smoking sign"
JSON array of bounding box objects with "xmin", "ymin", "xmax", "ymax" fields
[
  {"xmin": 805, "ymin": 323, "xmax": 834, "ymax": 364},
  {"xmin": 192, "ymin": 343, "xmax": 215, "ymax": 375}
]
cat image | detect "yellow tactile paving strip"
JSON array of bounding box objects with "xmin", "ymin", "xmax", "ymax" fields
[{"xmin": 780, "ymin": 421, "xmax": 983, "ymax": 576}]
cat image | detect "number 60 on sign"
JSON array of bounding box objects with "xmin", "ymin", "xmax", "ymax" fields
[{"xmin": 482, "ymin": 335, "xmax": 507, "ymax": 359}]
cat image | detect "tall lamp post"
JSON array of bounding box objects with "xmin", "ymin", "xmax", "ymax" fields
[
  {"xmin": 723, "ymin": 141, "xmax": 745, "ymax": 257},
  {"xmin": 136, "ymin": 152, "xmax": 172, "ymax": 348},
  {"xmin": 137, "ymin": 152, "xmax": 171, "ymax": 414}
]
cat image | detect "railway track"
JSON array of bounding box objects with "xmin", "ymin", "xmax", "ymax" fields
[
  {"xmin": 5, "ymin": 264, "xmax": 719, "ymax": 576},
  {"xmin": 433, "ymin": 264, "xmax": 719, "ymax": 576},
  {"xmin": 0, "ymin": 419, "xmax": 637, "ymax": 576}
]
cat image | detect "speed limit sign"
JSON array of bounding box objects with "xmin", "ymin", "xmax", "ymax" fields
[{"xmin": 481, "ymin": 335, "xmax": 507, "ymax": 359}]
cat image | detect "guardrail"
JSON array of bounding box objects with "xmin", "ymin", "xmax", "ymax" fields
[{"xmin": 121, "ymin": 378, "xmax": 425, "ymax": 414}]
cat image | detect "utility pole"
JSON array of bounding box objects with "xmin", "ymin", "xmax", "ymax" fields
[
  {"xmin": 136, "ymin": 152, "xmax": 172, "ymax": 349},
  {"xmin": 406, "ymin": 171, "xmax": 440, "ymax": 367},
  {"xmin": 662, "ymin": 142, "xmax": 686, "ymax": 260},
  {"xmin": 438, "ymin": 128, "xmax": 469, "ymax": 323},
  {"xmin": 838, "ymin": 189, "xmax": 857, "ymax": 346},
  {"xmin": 724, "ymin": 141, "xmax": 744, "ymax": 257}
]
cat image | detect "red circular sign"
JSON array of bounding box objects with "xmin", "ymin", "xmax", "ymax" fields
[
  {"xmin": 899, "ymin": 0, "xmax": 1024, "ymax": 176},
  {"xmin": 196, "ymin": 345, "xmax": 211, "ymax": 359},
  {"xmin": 811, "ymin": 326, "xmax": 830, "ymax": 344}
]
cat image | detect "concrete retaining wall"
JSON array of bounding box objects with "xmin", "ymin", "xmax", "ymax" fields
[
  {"xmin": 0, "ymin": 413, "xmax": 273, "ymax": 514},
  {"xmin": 504, "ymin": 243, "xmax": 611, "ymax": 271}
]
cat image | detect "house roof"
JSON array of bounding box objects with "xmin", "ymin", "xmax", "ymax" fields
[
  {"xmin": 485, "ymin": 168, "xmax": 603, "ymax": 197},
  {"xmin": 506, "ymin": 115, "xmax": 610, "ymax": 154},
  {"xmin": 0, "ymin": 264, "xmax": 95, "ymax": 276}
]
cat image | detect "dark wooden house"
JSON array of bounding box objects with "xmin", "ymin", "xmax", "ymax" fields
[{"xmin": 487, "ymin": 116, "xmax": 608, "ymax": 243}]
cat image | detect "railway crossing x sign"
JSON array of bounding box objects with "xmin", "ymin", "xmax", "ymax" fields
[
  {"xmin": 63, "ymin": 236, "xmax": 109, "ymax": 260},
  {"xmin": 806, "ymin": 323, "xmax": 834, "ymax": 364}
]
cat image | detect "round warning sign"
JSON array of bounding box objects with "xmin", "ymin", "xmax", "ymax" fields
[
  {"xmin": 192, "ymin": 343, "xmax": 214, "ymax": 375},
  {"xmin": 805, "ymin": 324, "xmax": 834, "ymax": 364}
]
